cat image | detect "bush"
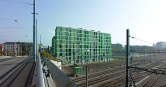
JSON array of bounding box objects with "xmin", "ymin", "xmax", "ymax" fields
[
  {"xmin": 41, "ymin": 50, "xmax": 46, "ymax": 57},
  {"xmin": 41, "ymin": 50, "xmax": 61, "ymax": 62},
  {"xmin": 9, "ymin": 52, "xmax": 15, "ymax": 56}
]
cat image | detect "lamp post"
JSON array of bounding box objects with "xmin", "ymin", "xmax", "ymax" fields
[
  {"xmin": 84, "ymin": 49, "xmax": 89, "ymax": 87},
  {"xmin": 73, "ymin": 52, "xmax": 76, "ymax": 77}
]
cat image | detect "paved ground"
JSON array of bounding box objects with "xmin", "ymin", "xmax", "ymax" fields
[{"xmin": 0, "ymin": 56, "xmax": 37, "ymax": 87}]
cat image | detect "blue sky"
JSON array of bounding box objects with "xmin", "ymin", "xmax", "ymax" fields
[{"xmin": 0, "ymin": 0, "xmax": 166, "ymax": 46}]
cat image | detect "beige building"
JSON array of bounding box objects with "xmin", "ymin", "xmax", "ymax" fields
[{"xmin": 3, "ymin": 42, "xmax": 33, "ymax": 56}]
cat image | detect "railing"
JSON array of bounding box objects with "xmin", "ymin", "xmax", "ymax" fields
[
  {"xmin": 37, "ymin": 53, "xmax": 78, "ymax": 87},
  {"xmin": 37, "ymin": 54, "xmax": 55, "ymax": 87}
]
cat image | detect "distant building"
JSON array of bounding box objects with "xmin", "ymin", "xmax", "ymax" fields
[
  {"xmin": 3, "ymin": 42, "xmax": 33, "ymax": 56},
  {"xmin": 111, "ymin": 43, "xmax": 125, "ymax": 56},
  {"xmin": 129, "ymin": 45, "xmax": 152, "ymax": 52},
  {"xmin": 52, "ymin": 36, "xmax": 55, "ymax": 55},
  {"xmin": 0, "ymin": 44, "xmax": 3, "ymax": 55},
  {"xmin": 52, "ymin": 26, "xmax": 111, "ymax": 64},
  {"xmin": 0, "ymin": 44, "xmax": 3, "ymax": 52},
  {"xmin": 155, "ymin": 42, "xmax": 166, "ymax": 49},
  {"xmin": 111, "ymin": 43, "xmax": 124, "ymax": 51}
]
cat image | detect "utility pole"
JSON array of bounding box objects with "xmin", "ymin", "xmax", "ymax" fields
[
  {"xmin": 15, "ymin": 40, "xmax": 16, "ymax": 56},
  {"xmin": 86, "ymin": 50, "xmax": 89, "ymax": 87},
  {"xmin": 33, "ymin": 0, "xmax": 37, "ymax": 62},
  {"xmin": 73, "ymin": 52, "xmax": 76, "ymax": 77},
  {"xmin": 36, "ymin": 19, "xmax": 38, "ymax": 56},
  {"xmin": 48, "ymin": 45, "xmax": 49, "ymax": 53},
  {"xmin": 126, "ymin": 29, "xmax": 130, "ymax": 87}
]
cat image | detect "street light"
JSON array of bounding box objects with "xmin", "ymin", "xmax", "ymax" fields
[
  {"xmin": 73, "ymin": 52, "xmax": 76, "ymax": 77},
  {"xmin": 84, "ymin": 49, "xmax": 89, "ymax": 87}
]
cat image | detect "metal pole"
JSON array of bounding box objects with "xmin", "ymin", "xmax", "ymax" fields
[
  {"xmin": 15, "ymin": 40, "xmax": 16, "ymax": 56},
  {"xmin": 86, "ymin": 51, "xmax": 89, "ymax": 87},
  {"xmin": 33, "ymin": 0, "xmax": 36, "ymax": 62},
  {"xmin": 74, "ymin": 52, "xmax": 76, "ymax": 77},
  {"xmin": 108, "ymin": 56, "xmax": 111, "ymax": 68},
  {"xmin": 107, "ymin": 56, "xmax": 109, "ymax": 68},
  {"xmin": 86, "ymin": 65, "xmax": 88, "ymax": 87},
  {"xmin": 126, "ymin": 29, "xmax": 130, "ymax": 87},
  {"xmin": 36, "ymin": 19, "xmax": 38, "ymax": 56},
  {"xmin": 21, "ymin": 44, "xmax": 22, "ymax": 56},
  {"xmin": 18, "ymin": 43, "xmax": 19, "ymax": 56},
  {"xmin": 39, "ymin": 35, "xmax": 41, "ymax": 53},
  {"xmin": 81, "ymin": 51, "xmax": 83, "ymax": 69},
  {"xmin": 130, "ymin": 56, "xmax": 133, "ymax": 86}
]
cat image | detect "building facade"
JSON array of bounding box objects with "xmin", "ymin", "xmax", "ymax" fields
[
  {"xmin": 52, "ymin": 36, "xmax": 55, "ymax": 55},
  {"xmin": 111, "ymin": 43, "xmax": 125, "ymax": 56},
  {"xmin": 0, "ymin": 44, "xmax": 3, "ymax": 55},
  {"xmin": 52, "ymin": 26, "xmax": 111, "ymax": 64},
  {"xmin": 3, "ymin": 42, "xmax": 33, "ymax": 56}
]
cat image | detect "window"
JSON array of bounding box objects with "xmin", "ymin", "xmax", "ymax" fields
[
  {"xmin": 60, "ymin": 36, "xmax": 62, "ymax": 39},
  {"xmin": 76, "ymin": 60, "xmax": 79, "ymax": 63}
]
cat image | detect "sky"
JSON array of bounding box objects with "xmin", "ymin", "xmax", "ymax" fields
[{"xmin": 0, "ymin": 0, "xmax": 166, "ymax": 46}]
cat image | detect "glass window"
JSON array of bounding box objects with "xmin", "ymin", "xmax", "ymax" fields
[{"xmin": 60, "ymin": 36, "xmax": 62, "ymax": 39}]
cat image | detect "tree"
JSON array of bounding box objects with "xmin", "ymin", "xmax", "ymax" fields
[{"xmin": 0, "ymin": 51, "xmax": 2, "ymax": 55}]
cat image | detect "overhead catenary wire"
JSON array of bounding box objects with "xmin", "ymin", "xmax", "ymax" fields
[
  {"xmin": 0, "ymin": 27, "xmax": 31, "ymax": 28},
  {"xmin": 130, "ymin": 35, "xmax": 154, "ymax": 44},
  {"xmin": 1, "ymin": 0, "xmax": 32, "ymax": 5}
]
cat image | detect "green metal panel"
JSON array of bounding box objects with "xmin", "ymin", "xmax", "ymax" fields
[
  {"xmin": 53, "ymin": 26, "xmax": 111, "ymax": 64},
  {"xmin": 73, "ymin": 67, "xmax": 83, "ymax": 75}
]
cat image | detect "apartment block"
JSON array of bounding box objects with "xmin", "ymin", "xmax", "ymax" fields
[
  {"xmin": 3, "ymin": 42, "xmax": 33, "ymax": 56},
  {"xmin": 52, "ymin": 26, "xmax": 111, "ymax": 64},
  {"xmin": 52, "ymin": 36, "xmax": 55, "ymax": 55}
]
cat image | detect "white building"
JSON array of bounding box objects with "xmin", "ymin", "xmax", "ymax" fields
[{"xmin": 3, "ymin": 42, "xmax": 33, "ymax": 56}]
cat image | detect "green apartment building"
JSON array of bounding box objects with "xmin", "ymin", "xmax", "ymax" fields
[{"xmin": 52, "ymin": 26, "xmax": 111, "ymax": 64}]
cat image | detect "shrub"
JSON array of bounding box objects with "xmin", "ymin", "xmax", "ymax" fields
[{"xmin": 9, "ymin": 52, "xmax": 15, "ymax": 56}]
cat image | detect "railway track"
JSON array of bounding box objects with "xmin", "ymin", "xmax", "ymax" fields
[
  {"xmin": 153, "ymin": 78, "xmax": 166, "ymax": 87},
  {"xmin": 77, "ymin": 70, "xmax": 125, "ymax": 87},
  {"xmin": 0, "ymin": 57, "xmax": 34, "ymax": 87},
  {"xmin": 140, "ymin": 74, "xmax": 161, "ymax": 87},
  {"xmin": 100, "ymin": 69, "xmax": 151, "ymax": 87},
  {"xmin": 68, "ymin": 54, "xmax": 166, "ymax": 87}
]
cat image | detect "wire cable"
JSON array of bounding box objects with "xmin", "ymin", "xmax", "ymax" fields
[
  {"xmin": 130, "ymin": 36, "xmax": 153, "ymax": 44},
  {"xmin": 1, "ymin": 0, "xmax": 32, "ymax": 5}
]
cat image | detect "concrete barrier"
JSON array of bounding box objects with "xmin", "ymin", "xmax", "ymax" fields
[
  {"xmin": 50, "ymin": 60, "xmax": 61, "ymax": 70},
  {"xmin": 43, "ymin": 57, "xmax": 78, "ymax": 87}
]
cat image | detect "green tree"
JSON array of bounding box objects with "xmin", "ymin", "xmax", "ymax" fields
[{"xmin": 0, "ymin": 51, "xmax": 2, "ymax": 55}]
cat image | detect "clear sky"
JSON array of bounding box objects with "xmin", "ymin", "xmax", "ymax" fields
[{"xmin": 0, "ymin": 0, "xmax": 166, "ymax": 46}]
